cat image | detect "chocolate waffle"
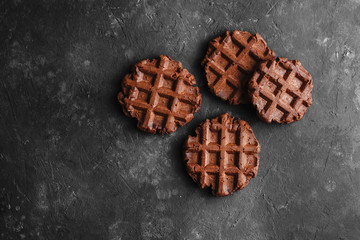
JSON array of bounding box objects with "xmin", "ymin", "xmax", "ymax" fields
[
  {"xmin": 183, "ymin": 113, "xmax": 260, "ymax": 197},
  {"xmin": 202, "ymin": 31, "xmax": 275, "ymax": 104},
  {"xmin": 248, "ymin": 57, "xmax": 313, "ymax": 124},
  {"xmin": 118, "ymin": 55, "xmax": 202, "ymax": 134}
]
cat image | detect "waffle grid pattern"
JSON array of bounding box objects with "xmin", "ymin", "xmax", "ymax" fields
[
  {"xmin": 249, "ymin": 58, "xmax": 313, "ymax": 123},
  {"xmin": 203, "ymin": 31, "xmax": 275, "ymax": 104},
  {"xmin": 184, "ymin": 114, "xmax": 260, "ymax": 196},
  {"xmin": 120, "ymin": 56, "xmax": 201, "ymax": 134}
]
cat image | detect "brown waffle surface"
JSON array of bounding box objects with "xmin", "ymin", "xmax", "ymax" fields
[
  {"xmin": 184, "ymin": 113, "xmax": 260, "ymax": 197},
  {"xmin": 202, "ymin": 31, "xmax": 275, "ymax": 105},
  {"xmin": 118, "ymin": 55, "xmax": 202, "ymax": 134},
  {"xmin": 248, "ymin": 57, "xmax": 313, "ymax": 124}
]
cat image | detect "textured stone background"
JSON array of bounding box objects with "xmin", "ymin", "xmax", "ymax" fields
[{"xmin": 1, "ymin": 0, "xmax": 360, "ymax": 239}]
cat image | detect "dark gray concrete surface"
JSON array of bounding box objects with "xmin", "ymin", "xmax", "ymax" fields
[{"xmin": 1, "ymin": 0, "xmax": 360, "ymax": 239}]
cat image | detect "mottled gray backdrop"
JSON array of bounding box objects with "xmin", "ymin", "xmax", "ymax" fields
[{"xmin": 1, "ymin": 0, "xmax": 360, "ymax": 239}]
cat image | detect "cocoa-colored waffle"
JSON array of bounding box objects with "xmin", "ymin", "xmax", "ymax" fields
[
  {"xmin": 202, "ymin": 31, "xmax": 275, "ymax": 104},
  {"xmin": 248, "ymin": 57, "xmax": 313, "ymax": 124},
  {"xmin": 183, "ymin": 113, "xmax": 260, "ymax": 197},
  {"xmin": 118, "ymin": 55, "xmax": 202, "ymax": 134}
]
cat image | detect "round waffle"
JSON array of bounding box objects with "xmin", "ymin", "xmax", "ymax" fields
[
  {"xmin": 202, "ymin": 30, "xmax": 275, "ymax": 105},
  {"xmin": 183, "ymin": 113, "xmax": 260, "ymax": 197},
  {"xmin": 118, "ymin": 55, "xmax": 202, "ymax": 134},
  {"xmin": 248, "ymin": 57, "xmax": 313, "ymax": 124}
]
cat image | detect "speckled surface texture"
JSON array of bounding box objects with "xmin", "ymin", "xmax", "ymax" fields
[{"xmin": 1, "ymin": 0, "xmax": 360, "ymax": 239}]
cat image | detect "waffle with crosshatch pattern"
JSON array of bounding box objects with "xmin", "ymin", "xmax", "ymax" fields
[
  {"xmin": 183, "ymin": 113, "xmax": 260, "ymax": 197},
  {"xmin": 202, "ymin": 30, "xmax": 275, "ymax": 105},
  {"xmin": 118, "ymin": 55, "xmax": 202, "ymax": 134},
  {"xmin": 248, "ymin": 57, "xmax": 313, "ymax": 124}
]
